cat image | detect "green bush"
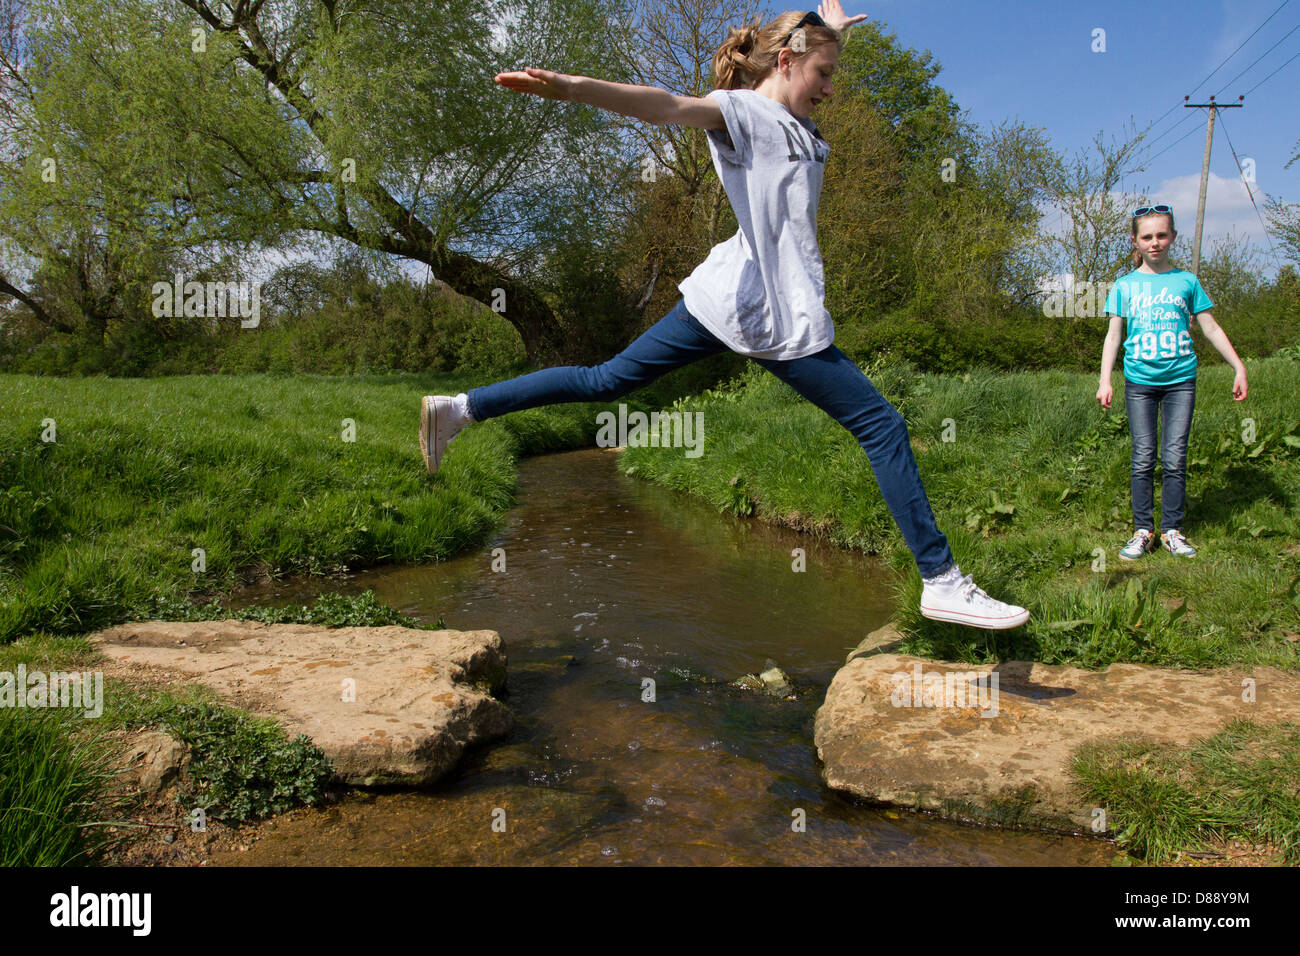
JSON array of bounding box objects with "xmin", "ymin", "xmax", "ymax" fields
[
  {"xmin": 149, "ymin": 589, "xmax": 442, "ymax": 630},
  {"xmin": 838, "ymin": 305, "xmax": 1106, "ymax": 373},
  {"xmin": 0, "ymin": 275, "xmax": 530, "ymax": 379},
  {"xmin": 1209, "ymin": 285, "xmax": 1300, "ymax": 362},
  {"xmin": 159, "ymin": 703, "xmax": 334, "ymax": 825}
]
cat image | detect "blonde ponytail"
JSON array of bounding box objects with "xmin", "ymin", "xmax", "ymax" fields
[{"xmin": 712, "ymin": 11, "xmax": 842, "ymax": 90}]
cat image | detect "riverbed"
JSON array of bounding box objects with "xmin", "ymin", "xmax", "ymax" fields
[{"xmin": 217, "ymin": 447, "xmax": 1114, "ymax": 865}]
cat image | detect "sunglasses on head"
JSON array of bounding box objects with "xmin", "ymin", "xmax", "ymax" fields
[
  {"xmin": 780, "ymin": 10, "xmax": 828, "ymax": 48},
  {"xmin": 1132, "ymin": 204, "xmax": 1173, "ymax": 219}
]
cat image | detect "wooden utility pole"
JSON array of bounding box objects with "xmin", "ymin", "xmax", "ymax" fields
[{"xmin": 1183, "ymin": 95, "xmax": 1243, "ymax": 273}]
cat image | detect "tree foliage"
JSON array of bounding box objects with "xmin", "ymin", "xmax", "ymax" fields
[{"xmin": 0, "ymin": 0, "xmax": 637, "ymax": 362}]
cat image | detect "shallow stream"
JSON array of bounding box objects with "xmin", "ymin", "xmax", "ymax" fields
[{"xmin": 218, "ymin": 447, "xmax": 1112, "ymax": 865}]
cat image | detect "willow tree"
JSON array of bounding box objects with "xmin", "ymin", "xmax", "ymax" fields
[{"xmin": 0, "ymin": 0, "xmax": 636, "ymax": 361}]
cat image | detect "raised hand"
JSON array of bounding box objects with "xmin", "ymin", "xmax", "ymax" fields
[
  {"xmin": 817, "ymin": 0, "xmax": 868, "ymax": 32},
  {"xmin": 495, "ymin": 67, "xmax": 574, "ymax": 101}
]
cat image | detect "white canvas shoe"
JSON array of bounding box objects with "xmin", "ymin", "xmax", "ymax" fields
[
  {"xmin": 1160, "ymin": 529, "xmax": 1197, "ymax": 558},
  {"xmin": 419, "ymin": 394, "xmax": 470, "ymax": 473},
  {"xmin": 920, "ymin": 566, "xmax": 1030, "ymax": 630}
]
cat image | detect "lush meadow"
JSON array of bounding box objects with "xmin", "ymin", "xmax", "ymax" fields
[{"xmin": 3, "ymin": 355, "xmax": 1298, "ymax": 863}]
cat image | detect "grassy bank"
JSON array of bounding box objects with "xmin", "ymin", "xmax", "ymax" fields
[
  {"xmin": 4, "ymin": 357, "xmax": 1298, "ymax": 864},
  {"xmin": 621, "ymin": 354, "xmax": 1300, "ymax": 670},
  {"xmin": 0, "ymin": 371, "xmax": 652, "ymax": 641},
  {"xmin": 618, "ymin": 353, "xmax": 1300, "ymax": 863},
  {"xmin": 0, "ymin": 368, "xmax": 678, "ymax": 864},
  {"xmin": 1071, "ymin": 717, "xmax": 1300, "ymax": 864}
]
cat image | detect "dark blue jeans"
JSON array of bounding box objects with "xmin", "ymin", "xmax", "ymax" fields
[
  {"xmin": 1124, "ymin": 378, "xmax": 1196, "ymax": 533},
  {"xmin": 467, "ymin": 299, "xmax": 955, "ymax": 576}
]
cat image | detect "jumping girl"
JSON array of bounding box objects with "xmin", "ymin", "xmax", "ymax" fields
[
  {"xmin": 1098, "ymin": 204, "xmax": 1249, "ymax": 560},
  {"xmin": 421, "ymin": 3, "xmax": 1029, "ymax": 629}
]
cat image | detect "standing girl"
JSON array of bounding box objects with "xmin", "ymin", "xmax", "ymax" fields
[
  {"xmin": 1098, "ymin": 204, "xmax": 1249, "ymax": 560},
  {"xmin": 421, "ymin": 3, "xmax": 1028, "ymax": 629}
]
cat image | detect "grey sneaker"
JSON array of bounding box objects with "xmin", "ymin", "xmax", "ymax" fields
[
  {"xmin": 419, "ymin": 395, "xmax": 467, "ymax": 473},
  {"xmin": 1161, "ymin": 529, "xmax": 1197, "ymax": 558},
  {"xmin": 1119, "ymin": 529, "xmax": 1155, "ymax": 561}
]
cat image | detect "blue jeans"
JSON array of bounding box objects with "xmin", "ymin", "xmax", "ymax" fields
[
  {"xmin": 467, "ymin": 299, "xmax": 955, "ymax": 576},
  {"xmin": 1124, "ymin": 378, "xmax": 1196, "ymax": 533}
]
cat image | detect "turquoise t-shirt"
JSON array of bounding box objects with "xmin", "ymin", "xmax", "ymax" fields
[{"xmin": 1104, "ymin": 269, "xmax": 1213, "ymax": 386}]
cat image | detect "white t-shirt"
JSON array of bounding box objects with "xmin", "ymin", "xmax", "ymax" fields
[{"xmin": 677, "ymin": 88, "xmax": 834, "ymax": 360}]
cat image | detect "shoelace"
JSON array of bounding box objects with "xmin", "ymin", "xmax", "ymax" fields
[
  {"xmin": 1166, "ymin": 531, "xmax": 1190, "ymax": 550},
  {"xmin": 1125, "ymin": 531, "xmax": 1151, "ymax": 550},
  {"xmin": 954, "ymin": 573, "xmax": 1002, "ymax": 609}
]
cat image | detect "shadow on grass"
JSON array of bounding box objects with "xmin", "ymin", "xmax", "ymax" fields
[{"xmin": 1188, "ymin": 464, "xmax": 1293, "ymax": 530}]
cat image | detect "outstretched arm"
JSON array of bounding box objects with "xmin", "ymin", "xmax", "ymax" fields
[{"xmin": 495, "ymin": 68, "xmax": 725, "ymax": 130}]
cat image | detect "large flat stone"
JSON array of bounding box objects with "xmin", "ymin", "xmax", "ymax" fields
[
  {"xmin": 815, "ymin": 628, "xmax": 1300, "ymax": 832},
  {"xmin": 91, "ymin": 620, "xmax": 513, "ymax": 786}
]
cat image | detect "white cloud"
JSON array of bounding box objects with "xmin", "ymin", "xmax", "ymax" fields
[
  {"xmin": 1146, "ymin": 169, "xmax": 1268, "ymax": 247},
  {"xmin": 1034, "ymin": 171, "xmax": 1268, "ymax": 251}
]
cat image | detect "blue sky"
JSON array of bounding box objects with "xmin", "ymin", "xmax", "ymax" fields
[{"xmin": 849, "ymin": 0, "xmax": 1299, "ymax": 264}]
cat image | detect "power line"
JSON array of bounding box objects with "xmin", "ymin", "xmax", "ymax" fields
[
  {"xmin": 1215, "ymin": 23, "xmax": 1300, "ymax": 96},
  {"xmin": 1244, "ymin": 49, "xmax": 1300, "ymax": 96},
  {"xmin": 1216, "ymin": 110, "xmax": 1283, "ymax": 263},
  {"xmin": 1141, "ymin": 99, "xmax": 1190, "ymax": 143},
  {"xmin": 1134, "ymin": 2, "xmax": 1291, "ymax": 166},
  {"xmin": 1189, "ymin": 0, "xmax": 1292, "ymax": 96},
  {"xmin": 1141, "ymin": 122, "xmax": 1203, "ymax": 168},
  {"xmin": 1142, "ymin": 110, "xmax": 1198, "ymax": 151},
  {"xmin": 1134, "ymin": 110, "xmax": 1199, "ymax": 168}
]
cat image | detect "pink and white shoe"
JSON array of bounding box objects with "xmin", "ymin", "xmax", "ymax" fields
[
  {"xmin": 920, "ymin": 566, "xmax": 1030, "ymax": 630},
  {"xmin": 419, "ymin": 394, "xmax": 471, "ymax": 473}
]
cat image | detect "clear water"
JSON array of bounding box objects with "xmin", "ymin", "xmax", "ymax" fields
[{"xmin": 219, "ymin": 448, "xmax": 1113, "ymax": 866}]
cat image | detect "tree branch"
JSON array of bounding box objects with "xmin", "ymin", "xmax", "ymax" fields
[{"xmin": 0, "ymin": 272, "xmax": 69, "ymax": 331}]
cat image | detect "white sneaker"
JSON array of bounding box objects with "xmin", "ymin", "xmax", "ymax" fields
[
  {"xmin": 1119, "ymin": 529, "xmax": 1155, "ymax": 561},
  {"xmin": 419, "ymin": 394, "xmax": 471, "ymax": 473},
  {"xmin": 1160, "ymin": 529, "xmax": 1197, "ymax": 558},
  {"xmin": 920, "ymin": 566, "xmax": 1030, "ymax": 630}
]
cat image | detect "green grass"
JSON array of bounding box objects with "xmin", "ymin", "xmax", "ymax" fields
[
  {"xmin": 0, "ymin": 367, "xmax": 679, "ymax": 863},
  {"xmin": 621, "ymin": 355, "xmax": 1300, "ymax": 671},
  {"xmin": 1070, "ymin": 718, "xmax": 1300, "ymax": 864},
  {"xmin": 0, "ymin": 371, "xmax": 662, "ymax": 642},
  {"xmin": 0, "ymin": 705, "xmax": 125, "ymax": 865},
  {"xmin": 149, "ymin": 586, "xmax": 445, "ymax": 630},
  {"xmin": 3, "ymin": 357, "xmax": 1298, "ymax": 864}
]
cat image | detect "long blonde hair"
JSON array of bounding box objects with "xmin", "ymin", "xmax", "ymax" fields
[{"xmin": 712, "ymin": 11, "xmax": 843, "ymax": 90}]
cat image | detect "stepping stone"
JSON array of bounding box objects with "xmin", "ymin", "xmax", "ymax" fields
[
  {"xmin": 814, "ymin": 626, "xmax": 1300, "ymax": 832},
  {"xmin": 90, "ymin": 620, "xmax": 512, "ymax": 786}
]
